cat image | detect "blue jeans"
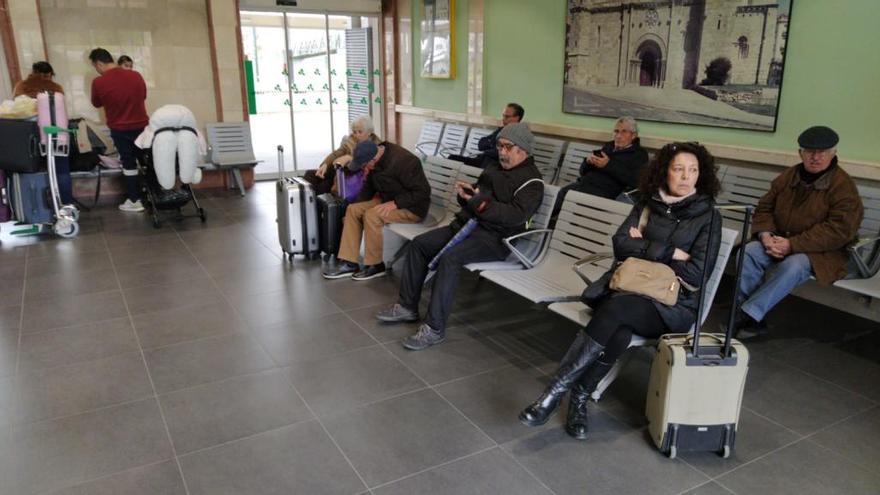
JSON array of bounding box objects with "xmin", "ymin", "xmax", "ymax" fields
[
  {"xmin": 110, "ymin": 128, "xmax": 144, "ymax": 201},
  {"xmin": 737, "ymin": 240, "xmax": 813, "ymax": 321}
]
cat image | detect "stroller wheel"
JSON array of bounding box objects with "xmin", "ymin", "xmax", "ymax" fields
[{"xmin": 60, "ymin": 205, "xmax": 80, "ymax": 222}]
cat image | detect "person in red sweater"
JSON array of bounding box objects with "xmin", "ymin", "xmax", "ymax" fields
[{"xmin": 89, "ymin": 47, "xmax": 149, "ymax": 212}]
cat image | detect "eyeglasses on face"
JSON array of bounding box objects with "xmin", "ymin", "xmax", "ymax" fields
[{"xmin": 496, "ymin": 142, "xmax": 517, "ymax": 152}]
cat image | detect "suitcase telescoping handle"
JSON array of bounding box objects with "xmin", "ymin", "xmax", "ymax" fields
[
  {"xmin": 277, "ymin": 145, "xmax": 284, "ymax": 179},
  {"xmin": 690, "ymin": 205, "xmax": 753, "ymax": 360}
]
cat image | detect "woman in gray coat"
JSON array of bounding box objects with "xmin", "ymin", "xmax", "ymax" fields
[{"xmin": 519, "ymin": 142, "xmax": 722, "ymax": 440}]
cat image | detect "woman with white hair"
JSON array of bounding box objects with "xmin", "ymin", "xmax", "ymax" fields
[{"xmin": 303, "ymin": 115, "xmax": 381, "ymax": 195}]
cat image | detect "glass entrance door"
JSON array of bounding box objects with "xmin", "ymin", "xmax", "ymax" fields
[{"xmin": 241, "ymin": 10, "xmax": 383, "ymax": 180}]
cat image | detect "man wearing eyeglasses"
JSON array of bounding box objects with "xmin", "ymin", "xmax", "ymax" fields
[
  {"xmin": 376, "ymin": 122, "xmax": 544, "ymax": 351},
  {"xmin": 731, "ymin": 126, "xmax": 863, "ymax": 339},
  {"xmin": 448, "ymin": 103, "xmax": 524, "ymax": 168},
  {"xmin": 550, "ymin": 116, "xmax": 649, "ymax": 219}
]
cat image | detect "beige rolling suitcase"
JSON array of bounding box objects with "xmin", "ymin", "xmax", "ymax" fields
[
  {"xmin": 645, "ymin": 333, "xmax": 749, "ymax": 459},
  {"xmin": 645, "ymin": 205, "xmax": 753, "ymax": 459}
]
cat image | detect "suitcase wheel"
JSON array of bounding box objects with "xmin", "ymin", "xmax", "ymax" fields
[
  {"xmin": 667, "ymin": 446, "xmax": 677, "ymax": 459},
  {"xmin": 719, "ymin": 445, "xmax": 731, "ymax": 459}
]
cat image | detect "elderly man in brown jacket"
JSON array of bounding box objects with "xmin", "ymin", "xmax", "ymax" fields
[{"xmin": 733, "ymin": 126, "xmax": 864, "ymax": 338}]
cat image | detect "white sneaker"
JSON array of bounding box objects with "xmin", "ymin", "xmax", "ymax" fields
[{"xmin": 118, "ymin": 199, "xmax": 145, "ymax": 212}]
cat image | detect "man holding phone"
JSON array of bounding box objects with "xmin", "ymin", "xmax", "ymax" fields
[
  {"xmin": 551, "ymin": 116, "xmax": 649, "ymax": 218},
  {"xmin": 376, "ymin": 122, "xmax": 545, "ymax": 351}
]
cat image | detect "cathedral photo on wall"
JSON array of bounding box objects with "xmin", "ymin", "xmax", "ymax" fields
[{"xmin": 563, "ymin": 0, "xmax": 793, "ymax": 131}]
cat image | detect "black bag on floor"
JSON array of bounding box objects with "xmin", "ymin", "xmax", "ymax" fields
[{"xmin": 317, "ymin": 193, "xmax": 346, "ymax": 257}]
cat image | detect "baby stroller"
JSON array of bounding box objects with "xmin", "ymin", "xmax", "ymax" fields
[{"xmin": 137, "ymin": 126, "xmax": 206, "ymax": 229}]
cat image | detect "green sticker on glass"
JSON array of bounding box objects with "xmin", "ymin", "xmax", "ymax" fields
[
  {"xmin": 346, "ymin": 97, "xmax": 353, "ymax": 104},
  {"xmin": 283, "ymin": 99, "xmax": 290, "ymax": 106},
  {"xmin": 300, "ymin": 98, "xmax": 308, "ymax": 105},
  {"xmin": 338, "ymin": 84, "xmax": 345, "ymax": 91},
  {"xmin": 315, "ymin": 98, "xmax": 323, "ymax": 105},
  {"xmin": 322, "ymin": 83, "xmax": 329, "ymax": 90},
  {"xmin": 374, "ymin": 96, "xmax": 382, "ymax": 103},
  {"xmin": 307, "ymin": 84, "xmax": 314, "ymax": 91},
  {"xmin": 359, "ymin": 97, "xmax": 367, "ymax": 104},
  {"xmin": 358, "ymin": 68, "xmax": 366, "ymax": 76},
  {"xmin": 274, "ymin": 84, "xmax": 282, "ymax": 91},
  {"xmin": 373, "ymin": 69, "xmax": 381, "ymax": 76},
  {"xmin": 367, "ymin": 82, "xmax": 375, "ymax": 92},
  {"xmin": 345, "ymin": 69, "xmax": 352, "ymax": 76},
  {"xmin": 314, "ymin": 68, "xmax": 321, "ymax": 75},
  {"xmin": 331, "ymin": 98, "xmax": 338, "ymax": 104},
  {"xmin": 297, "ymin": 68, "xmax": 306, "ymax": 76},
  {"xmin": 352, "ymin": 83, "xmax": 360, "ymax": 90},
  {"xmin": 330, "ymin": 69, "xmax": 337, "ymax": 76}
]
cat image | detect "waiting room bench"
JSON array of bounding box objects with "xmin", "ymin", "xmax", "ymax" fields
[
  {"xmin": 205, "ymin": 122, "xmax": 260, "ymax": 197},
  {"xmin": 479, "ymin": 190, "xmax": 631, "ymax": 303},
  {"xmin": 461, "ymin": 127, "xmax": 494, "ymax": 158}
]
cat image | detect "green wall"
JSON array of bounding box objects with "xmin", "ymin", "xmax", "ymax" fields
[
  {"xmin": 412, "ymin": 0, "xmax": 470, "ymax": 112},
  {"xmin": 423, "ymin": 0, "xmax": 879, "ymax": 162}
]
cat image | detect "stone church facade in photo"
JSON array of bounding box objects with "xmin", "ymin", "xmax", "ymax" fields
[{"xmin": 565, "ymin": 0, "xmax": 789, "ymax": 91}]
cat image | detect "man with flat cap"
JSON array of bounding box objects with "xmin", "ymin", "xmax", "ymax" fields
[
  {"xmin": 323, "ymin": 139, "xmax": 431, "ymax": 280},
  {"xmin": 376, "ymin": 122, "xmax": 545, "ymax": 350},
  {"xmin": 731, "ymin": 125, "xmax": 864, "ymax": 338}
]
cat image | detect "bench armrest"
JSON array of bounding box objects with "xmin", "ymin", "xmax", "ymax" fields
[
  {"xmin": 502, "ymin": 229, "xmax": 554, "ymax": 269},
  {"xmin": 572, "ymin": 253, "xmax": 614, "ymax": 284}
]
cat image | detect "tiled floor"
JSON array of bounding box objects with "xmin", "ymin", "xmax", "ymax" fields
[{"xmin": 1, "ymin": 182, "xmax": 878, "ymax": 494}]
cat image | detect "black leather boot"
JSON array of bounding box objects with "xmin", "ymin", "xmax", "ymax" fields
[
  {"xmin": 565, "ymin": 360, "xmax": 614, "ymax": 440},
  {"xmin": 519, "ymin": 334, "xmax": 605, "ymax": 427}
]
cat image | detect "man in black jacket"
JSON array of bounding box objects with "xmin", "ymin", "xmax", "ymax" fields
[
  {"xmin": 448, "ymin": 103, "xmax": 524, "ymax": 168},
  {"xmin": 376, "ymin": 122, "xmax": 545, "ymax": 350},
  {"xmin": 551, "ymin": 116, "xmax": 649, "ymax": 218},
  {"xmin": 323, "ymin": 140, "xmax": 431, "ymax": 280}
]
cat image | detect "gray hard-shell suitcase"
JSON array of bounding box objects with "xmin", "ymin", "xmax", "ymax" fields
[{"xmin": 276, "ymin": 145, "xmax": 319, "ymax": 260}]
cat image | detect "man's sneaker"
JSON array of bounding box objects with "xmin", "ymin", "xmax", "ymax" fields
[
  {"xmin": 322, "ymin": 261, "xmax": 360, "ymax": 279},
  {"xmin": 402, "ymin": 323, "xmax": 445, "ymax": 351},
  {"xmin": 376, "ymin": 303, "xmax": 419, "ymax": 323},
  {"xmin": 118, "ymin": 199, "xmax": 145, "ymax": 212},
  {"xmin": 352, "ymin": 262, "xmax": 387, "ymax": 281}
]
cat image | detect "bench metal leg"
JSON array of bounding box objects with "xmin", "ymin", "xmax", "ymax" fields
[{"xmin": 231, "ymin": 168, "xmax": 246, "ymax": 197}]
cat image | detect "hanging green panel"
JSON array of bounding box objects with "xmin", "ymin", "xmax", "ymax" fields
[{"xmin": 244, "ymin": 60, "xmax": 257, "ymax": 115}]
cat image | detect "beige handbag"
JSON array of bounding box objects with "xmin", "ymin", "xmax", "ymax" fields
[{"xmin": 609, "ymin": 207, "xmax": 688, "ymax": 306}]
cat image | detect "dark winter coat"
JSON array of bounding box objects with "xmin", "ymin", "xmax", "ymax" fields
[
  {"xmin": 575, "ymin": 138, "xmax": 649, "ymax": 199},
  {"xmin": 581, "ymin": 192, "xmax": 722, "ymax": 332},
  {"xmin": 752, "ymin": 158, "xmax": 863, "ymax": 284},
  {"xmin": 454, "ymin": 156, "xmax": 544, "ymax": 239},
  {"xmin": 354, "ymin": 142, "xmax": 431, "ymax": 219}
]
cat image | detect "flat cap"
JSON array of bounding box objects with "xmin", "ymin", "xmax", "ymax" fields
[{"xmin": 798, "ymin": 126, "xmax": 839, "ymax": 149}]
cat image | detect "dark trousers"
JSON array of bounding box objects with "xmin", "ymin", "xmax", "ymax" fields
[
  {"xmin": 582, "ymin": 294, "xmax": 667, "ymax": 363},
  {"xmin": 110, "ymin": 128, "xmax": 145, "ymax": 201},
  {"xmin": 398, "ymin": 225, "xmax": 508, "ymax": 332}
]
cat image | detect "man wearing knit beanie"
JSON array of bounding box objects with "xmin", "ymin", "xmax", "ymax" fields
[{"xmin": 376, "ymin": 121, "xmax": 545, "ymax": 351}]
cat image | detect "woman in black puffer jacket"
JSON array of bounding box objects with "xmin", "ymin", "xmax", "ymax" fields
[{"xmin": 519, "ymin": 142, "xmax": 722, "ymax": 440}]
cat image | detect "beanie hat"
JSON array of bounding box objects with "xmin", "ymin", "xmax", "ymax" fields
[{"xmin": 497, "ymin": 122, "xmax": 534, "ymax": 155}]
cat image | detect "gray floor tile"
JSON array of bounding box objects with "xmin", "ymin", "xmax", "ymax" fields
[
  {"xmin": 144, "ymin": 332, "xmax": 275, "ymax": 394},
  {"xmin": 26, "ymin": 234, "xmax": 107, "ymax": 259},
  {"xmin": 810, "ymin": 406, "xmax": 880, "ymax": 475},
  {"xmin": 385, "ymin": 326, "xmax": 518, "ymax": 385},
  {"xmin": 773, "ymin": 341, "xmax": 880, "ymax": 401},
  {"xmin": 212, "ymin": 263, "xmax": 303, "ymax": 300},
  {"xmin": 4, "ymin": 398, "xmax": 173, "ymax": 495},
  {"xmin": 504, "ymin": 426, "xmax": 708, "ymax": 495},
  {"xmin": 322, "ymin": 275, "xmax": 401, "ymax": 311},
  {"xmin": 744, "ymin": 357, "xmax": 875, "ymax": 434},
  {"xmin": 109, "ymin": 236, "xmax": 191, "ymax": 265},
  {"xmin": 15, "ymin": 351, "xmax": 153, "ymax": 424},
  {"xmin": 323, "ymin": 389, "xmax": 495, "ymax": 487},
  {"xmin": 372, "ymin": 448, "xmax": 551, "ymax": 495},
  {"xmin": 196, "ymin": 246, "xmax": 283, "ymax": 278},
  {"xmin": 47, "ymin": 460, "xmax": 186, "ymax": 495},
  {"xmin": 0, "ymin": 284, "xmax": 23, "ymax": 309},
  {"xmin": 716, "ymin": 439, "xmax": 880, "ymax": 495},
  {"xmin": 682, "ymin": 481, "xmax": 736, "ymax": 495},
  {"xmin": 679, "ymin": 409, "xmax": 801, "ymax": 478},
  {"xmin": 0, "ymin": 376, "xmax": 12, "ymax": 427},
  {"xmin": 23, "ymin": 268, "xmax": 120, "ymax": 303},
  {"xmin": 346, "ymin": 303, "xmax": 425, "ymax": 343},
  {"xmin": 160, "ymin": 369, "xmax": 313, "ymax": 454},
  {"xmin": 0, "ymin": 304, "xmax": 21, "ymax": 332},
  {"xmin": 17, "ymin": 317, "xmax": 138, "ymax": 372},
  {"xmin": 0, "ymin": 327, "xmax": 18, "ymax": 378},
  {"xmin": 252, "ymin": 313, "xmax": 376, "ymax": 366},
  {"xmin": 179, "ymin": 419, "xmax": 365, "ymax": 495},
  {"xmin": 435, "ymin": 363, "xmax": 568, "ymax": 444},
  {"xmin": 122, "ymin": 278, "xmax": 223, "ymax": 316},
  {"xmin": 132, "ymin": 301, "xmax": 249, "ymax": 349},
  {"xmin": 115, "ymin": 256, "xmax": 209, "ymax": 289},
  {"xmin": 26, "ymin": 251, "xmax": 113, "ymax": 279},
  {"xmin": 229, "ymin": 286, "xmax": 340, "ymax": 329},
  {"xmin": 287, "ymin": 345, "xmax": 424, "ymax": 417},
  {"xmin": 21, "ymin": 290, "xmax": 128, "ymax": 333}
]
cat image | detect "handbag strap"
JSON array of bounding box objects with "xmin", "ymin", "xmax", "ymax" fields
[{"xmin": 637, "ymin": 206, "xmax": 650, "ymax": 233}]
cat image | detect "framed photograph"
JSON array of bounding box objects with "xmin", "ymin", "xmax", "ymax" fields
[
  {"xmin": 563, "ymin": 0, "xmax": 793, "ymax": 131},
  {"xmin": 420, "ymin": 0, "xmax": 455, "ymax": 79}
]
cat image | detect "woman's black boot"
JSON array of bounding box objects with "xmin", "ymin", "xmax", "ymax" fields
[
  {"xmin": 519, "ymin": 334, "xmax": 605, "ymax": 427},
  {"xmin": 565, "ymin": 360, "xmax": 614, "ymax": 439}
]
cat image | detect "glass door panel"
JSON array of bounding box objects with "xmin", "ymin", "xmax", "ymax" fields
[{"xmin": 240, "ymin": 11, "xmax": 294, "ymax": 177}]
